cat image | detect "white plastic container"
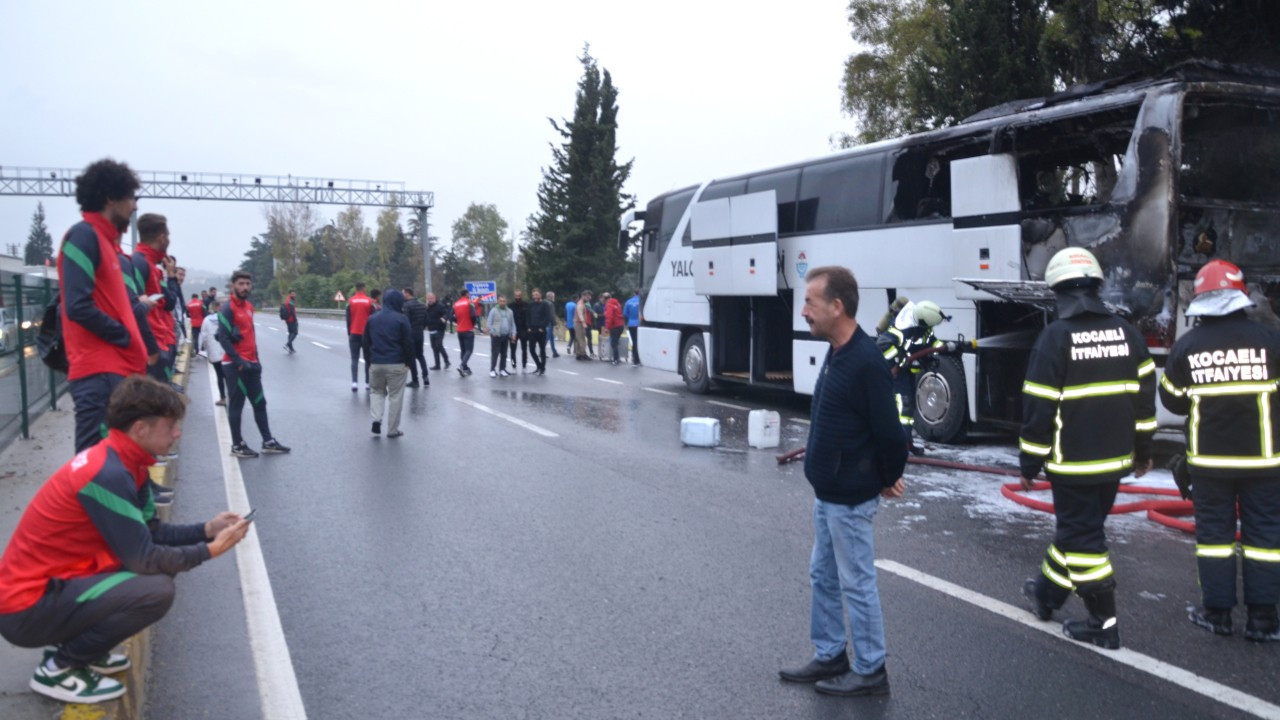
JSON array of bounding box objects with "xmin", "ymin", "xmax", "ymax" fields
[
  {"xmin": 680, "ymin": 417, "xmax": 721, "ymax": 447},
  {"xmin": 747, "ymin": 410, "xmax": 781, "ymax": 449}
]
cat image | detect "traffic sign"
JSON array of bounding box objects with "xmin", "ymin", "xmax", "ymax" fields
[{"xmin": 334, "ymin": 291, "xmax": 346, "ymax": 302}]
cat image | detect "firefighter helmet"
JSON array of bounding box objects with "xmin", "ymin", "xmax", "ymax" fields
[
  {"xmin": 1193, "ymin": 259, "xmax": 1247, "ymax": 295},
  {"xmin": 1045, "ymin": 247, "xmax": 1103, "ymax": 289},
  {"xmin": 915, "ymin": 301, "xmax": 946, "ymax": 328},
  {"xmin": 1186, "ymin": 259, "xmax": 1253, "ymax": 317}
]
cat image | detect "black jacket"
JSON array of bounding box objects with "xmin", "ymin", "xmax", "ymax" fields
[
  {"xmin": 425, "ymin": 301, "xmax": 449, "ymax": 333},
  {"xmin": 1019, "ymin": 289, "xmax": 1156, "ymax": 484},
  {"xmin": 1159, "ymin": 311, "xmax": 1280, "ymax": 479},
  {"xmin": 404, "ymin": 298, "xmax": 429, "ymax": 334},
  {"xmin": 509, "ymin": 298, "xmax": 530, "ymax": 330},
  {"xmin": 527, "ymin": 300, "xmax": 554, "ymax": 329},
  {"xmin": 362, "ymin": 290, "xmax": 414, "ymax": 365},
  {"xmin": 804, "ymin": 326, "xmax": 908, "ymax": 506}
]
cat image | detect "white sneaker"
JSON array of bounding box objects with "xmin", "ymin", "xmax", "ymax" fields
[
  {"xmin": 490, "ymin": 371, "xmax": 498, "ymax": 378},
  {"xmin": 30, "ymin": 661, "xmax": 125, "ymax": 704},
  {"xmin": 500, "ymin": 370, "xmax": 511, "ymax": 377},
  {"xmin": 351, "ymin": 382, "xmax": 358, "ymax": 392}
]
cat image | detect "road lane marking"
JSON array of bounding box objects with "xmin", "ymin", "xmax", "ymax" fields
[
  {"xmin": 206, "ymin": 363, "xmax": 309, "ymax": 720},
  {"xmin": 595, "ymin": 377, "xmax": 624, "ymax": 385},
  {"xmin": 643, "ymin": 387, "xmax": 678, "ymax": 396},
  {"xmin": 454, "ymin": 397, "xmax": 559, "ymax": 438},
  {"xmin": 311, "ymin": 341, "xmax": 331, "ymax": 350},
  {"xmin": 267, "ymin": 326, "xmax": 279, "ymax": 331},
  {"xmin": 876, "ymin": 559, "xmax": 1280, "ymax": 720},
  {"xmin": 708, "ymin": 400, "xmax": 750, "ymax": 411},
  {"xmin": 558, "ymin": 370, "xmax": 579, "ymax": 376}
]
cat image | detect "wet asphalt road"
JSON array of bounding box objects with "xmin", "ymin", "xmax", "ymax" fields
[{"xmin": 147, "ymin": 315, "xmax": 1280, "ymax": 720}]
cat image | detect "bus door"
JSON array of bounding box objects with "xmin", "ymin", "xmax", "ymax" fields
[
  {"xmin": 950, "ymin": 154, "xmax": 1023, "ymax": 301},
  {"xmin": 691, "ymin": 190, "xmax": 780, "ymax": 383}
]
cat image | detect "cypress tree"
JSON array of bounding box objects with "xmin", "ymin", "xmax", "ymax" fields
[{"xmin": 24, "ymin": 202, "xmax": 54, "ymax": 266}]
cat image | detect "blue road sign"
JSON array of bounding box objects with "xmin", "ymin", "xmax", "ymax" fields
[{"xmin": 465, "ymin": 280, "xmax": 498, "ymax": 304}]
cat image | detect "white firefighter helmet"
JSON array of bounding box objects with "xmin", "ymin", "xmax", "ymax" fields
[
  {"xmin": 914, "ymin": 301, "xmax": 945, "ymax": 328},
  {"xmin": 1045, "ymin": 247, "xmax": 1103, "ymax": 289}
]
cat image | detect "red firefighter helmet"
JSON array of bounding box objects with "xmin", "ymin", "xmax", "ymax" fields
[{"xmin": 1194, "ymin": 260, "xmax": 1247, "ymax": 295}]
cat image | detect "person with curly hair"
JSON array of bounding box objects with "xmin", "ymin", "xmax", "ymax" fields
[{"xmin": 59, "ymin": 158, "xmax": 158, "ymax": 452}]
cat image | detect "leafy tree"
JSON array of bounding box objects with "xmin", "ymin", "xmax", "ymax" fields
[
  {"xmin": 305, "ymin": 224, "xmax": 338, "ymax": 277},
  {"xmin": 333, "ymin": 206, "xmax": 372, "ymax": 274},
  {"xmin": 236, "ymin": 235, "xmax": 275, "ymax": 305},
  {"xmin": 263, "ymin": 203, "xmax": 318, "ymax": 295},
  {"xmin": 433, "ymin": 241, "xmax": 472, "ymax": 297},
  {"xmin": 451, "ymin": 203, "xmax": 511, "ymax": 284},
  {"xmin": 373, "ymin": 203, "xmax": 402, "ymax": 280},
  {"xmin": 24, "ymin": 202, "xmax": 54, "ymax": 266},
  {"xmin": 387, "ymin": 228, "xmax": 419, "ymax": 292},
  {"xmin": 525, "ymin": 46, "xmax": 635, "ymax": 296}
]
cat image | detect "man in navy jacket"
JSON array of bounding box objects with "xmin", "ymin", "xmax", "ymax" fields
[
  {"xmin": 779, "ymin": 265, "xmax": 907, "ymax": 698},
  {"xmin": 362, "ymin": 289, "xmax": 414, "ymax": 438}
]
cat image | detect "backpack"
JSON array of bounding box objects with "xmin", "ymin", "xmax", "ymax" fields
[
  {"xmin": 279, "ymin": 303, "xmax": 289, "ymax": 320},
  {"xmin": 37, "ymin": 298, "xmax": 68, "ymax": 373}
]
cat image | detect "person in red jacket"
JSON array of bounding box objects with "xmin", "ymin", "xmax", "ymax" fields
[
  {"xmin": 216, "ymin": 271, "xmax": 291, "ymax": 459},
  {"xmin": 187, "ymin": 293, "xmax": 205, "ymax": 357},
  {"xmin": 604, "ymin": 292, "xmax": 625, "ymax": 366},
  {"xmin": 346, "ymin": 283, "xmax": 374, "ymax": 391},
  {"xmin": 132, "ymin": 214, "xmax": 181, "ymax": 386},
  {"xmin": 453, "ymin": 289, "xmax": 482, "ymax": 376},
  {"xmin": 0, "ymin": 377, "xmax": 251, "ymax": 704},
  {"xmin": 59, "ymin": 159, "xmax": 153, "ymax": 453}
]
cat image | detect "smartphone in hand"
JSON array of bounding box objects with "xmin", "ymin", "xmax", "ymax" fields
[{"xmin": 243, "ymin": 508, "xmax": 257, "ymax": 523}]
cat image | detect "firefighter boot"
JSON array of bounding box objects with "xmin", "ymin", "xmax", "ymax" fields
[
  {"xmin": 1023, "ymin": 577, "xmax": 1069, "ymax": 621},
  {"xmin": 1063, "ymin": 581, "xmax": 1121, "ymax": 650},
  {"xmin": 1245, "ymin": 605, "xmax": 1280, "ymax": 643},
  {"xmin": 1188, "ymin": 606, "xmax": 1233, "ymax": 636}
]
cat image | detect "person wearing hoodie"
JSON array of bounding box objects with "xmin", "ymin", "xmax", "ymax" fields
[
  {"xmin": 486, "ymin": 295, "xmax": 518, "ymax": 378},
  {"xmin": 401, "ymin": 288, "xmax": 430, "ymax": 388},
  {"xmin": 362, "ymin": 289, "xmax": 414, "ymax": 438}
]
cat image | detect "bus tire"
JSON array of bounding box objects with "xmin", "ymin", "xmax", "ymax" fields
[
  {"xmin": 681, "ymin": 333, "xmax": 710, "ymax": 394},
  {"xmin": 914, "ymin": 355, "xmax": 967, "ymax": 443}
]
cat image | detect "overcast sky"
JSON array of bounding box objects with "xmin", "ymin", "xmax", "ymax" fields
[{"xmin": 1, "ymin": 1, "xmax": 857, "ymax": 275}]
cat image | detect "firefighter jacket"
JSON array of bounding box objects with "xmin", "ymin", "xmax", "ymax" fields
[
  {"xmin": 1158, "ymin": 312, "xmax": 1280, "ymax": 479},
  {"xmin": 1019, "ymin": 295, "xmax": 1156, "ymax": 484},
  {"xmin": 878, "ymin": 325, "xmax": 942, "ymax": 371}
]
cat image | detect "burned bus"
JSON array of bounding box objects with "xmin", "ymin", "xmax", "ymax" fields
[{"xmin": 623, "ymin": 62, "xmax": 1280, "ymax": 443}]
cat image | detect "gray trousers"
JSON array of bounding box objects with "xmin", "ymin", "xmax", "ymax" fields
[{"xmin": 369, "ymin": 364, "xmax": 409, "ymax": 433}]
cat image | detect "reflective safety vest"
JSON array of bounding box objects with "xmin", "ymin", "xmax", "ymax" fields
[
  {"xmin": 878, "ymin": 326, "xmax": 943, "ymax": 371},
  {"xmin": 1018, "ymin": 311, "xmax": 1156, "ymax": 483},
  {"xmin": 1158, "ymin": 313, "xmax": 1280, "ymax": 478}
]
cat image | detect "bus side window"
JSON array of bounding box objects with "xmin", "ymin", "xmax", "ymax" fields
[
  {"xmin": 746, "ymin": 169, "xmax": 800, "ymax": 236},
  {"xmin": 796, "ymin": 153, "xmax": 885, "ymax": 233},
  {"xmin": 885, "ymin": 140, "xmax": 986, "ymax": 223},
  {"xmin": 1014, "ymin": 104, "xmax": 1138, "ymax": 211}
]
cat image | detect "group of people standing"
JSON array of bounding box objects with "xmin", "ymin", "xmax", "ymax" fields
[{"xmin": 564, "ymin": 289, "xmax": 641, "ymax": 365}]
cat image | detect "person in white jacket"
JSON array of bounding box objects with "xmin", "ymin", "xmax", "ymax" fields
[{"xmin": 200, "ymin": 300, "xmax": 227, "ymax": 406}]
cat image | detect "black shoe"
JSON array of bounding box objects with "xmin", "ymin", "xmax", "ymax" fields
[
  {"xmin": 387, "ymin": 430, "xmax": 404, "ymax": 439},
  {"xmin": 261, "ymin": 438, "xmax": 291, "ymax": 454},
  {"xmin": 430, "ymin": 365, "xmax": 441, "ymax": 371},
  {"xmin": 406, "ymin": 380, "xmax": 420, "ymax": 389},
  {"xmin": 1245, "ymin": 605, "xmax": 1280, "ymax": 642},
  {"xmin": 1063, "ymin": 616, "xmax": 1120, "ymax": 649},
  {"xmin": 552, "ymin": 353, "xmax": 560, "ymax": 358},
  {"xmin": 1023, "ymin": 578, "xmax": 1057, "ymax": 621},
  {"xmin": 445, "ymin": 362, "xmax": 452, "ymax": 369},
  {"xmin": 422, "ymin": 380, "xmax": 430, "ymax": 387},
  {"xmin": 778, "ymin": 654, "xmax": 849, "ymax": 683},
  {"xmin": 372, "ymin": 421, "xmax": 381, "ymax": 435},
  {"xmin": 231, "ymin": 442, "xmax": 259, "ymax": 459},
  {"xmin": 458, "ymin": 367, "xmax": 467, "ymax": 377},
  {"xmin": 464, "ymin": 368, "xmax": 473, "ymax": 376},
  {"xmin": 1189, "ymin": 606, "xmax": 1233, "ymax": 636},
  {"xmin": 814, "ymin": 665, "xmax": 890, "ymax": 697}
]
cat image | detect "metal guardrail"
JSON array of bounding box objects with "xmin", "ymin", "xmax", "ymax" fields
[{"xmin": 0, "ymin": 273, "xmax": 66, "ymax": 446}]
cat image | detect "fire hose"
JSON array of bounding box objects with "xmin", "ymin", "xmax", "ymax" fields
[{"xmin": 775, "ymin": 449, "xmax": 1198, "ymax": 535}]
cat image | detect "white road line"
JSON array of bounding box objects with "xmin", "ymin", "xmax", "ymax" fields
[
  {"xmin": 267, "ymin": 326, "xmax": 279, "ymax": 332},
  {"xmin": 454, "ymin": 397, "xmax": 559, "ymax": 438},
  {"xmin": 791, "ymin": 418, "xmax": 811, "ymax": 425},
  {"xmin": 643, "ymin": 387, "xmax": 678, "ymax": 396},
  {"xmin": 708, "ymin": 400, "xmax": 750, "ymax": 411},
  {"xmin": 310, "ymin": 341, "xmax": 331, "ymax": 350},
  {"xmin": 595, "ymin": 377, "xmax": 624, "ymax": 385},
  {"xmin": 876, "ymin": 559, "xmax": 1280, "ymax": 720},
  {"xmin": 206, "ymin": 363, "xmax": 308, "ymax": 720},
  {"xmin": 475, "ymin": 352, "xmax": 489, "ymax": 357},
  {"xmin": 558, "ymin": 370, "xmax": 579, "ymax": 376}
]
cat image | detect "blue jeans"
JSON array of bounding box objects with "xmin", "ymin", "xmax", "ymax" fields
[{"xmin": 809, "ymin": 497, "xmax": 886, "ymax": 674}]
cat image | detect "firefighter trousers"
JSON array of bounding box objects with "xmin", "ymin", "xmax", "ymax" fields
[
  {"xmin": 1192, "ymin": 476, "xmax": 1280, "ymax": 609},
  {"xmin": 1036, "ymin": 481, "xmax": 1120, "ymax": 606}
]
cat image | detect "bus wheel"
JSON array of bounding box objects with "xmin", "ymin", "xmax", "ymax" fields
[
  {"xmin": 914, "ymin": 355, "xmax": 967, "ymax": 443},
  {"xmin": 681, "ymin": 334, "xmax": 710, "ymax": 394}
]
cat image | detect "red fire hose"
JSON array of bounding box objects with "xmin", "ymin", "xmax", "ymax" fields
[{"xmin": 777, "ymin": 450, "xmax": 1198, "ymax": 535}]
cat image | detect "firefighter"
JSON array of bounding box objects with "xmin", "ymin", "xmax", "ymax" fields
[
  {"xmin": 1158, "ymin": 259, "xmax": 1280, "ymax": 642},
  {"xmin": 1019, "ymin": 247, "xmax": 1156, "ymax": 650},
  {"xmin": 877, "ymin": 300, "xmax": 947, "ymax": 451}
]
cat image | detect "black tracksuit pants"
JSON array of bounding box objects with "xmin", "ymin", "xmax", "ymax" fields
[
  {"xmin": 514, "ymin": 325, "xmax": 529, "ymax": 368},
  {"xmin": 286, "ymin": 322, "xmax": 298, "ymax": 349},
  {"xmin": 458, "ymin": 332, "xmax": 475, "ymax": 371},
  {"xmin": 224, "ymin": 362, "xmax": 273, "ymax": 447},
  {"xmin": 70, "ymin": 372, "xmax": 126, "ymax": 453},
  {"xmin": 1193, "ymin": 476, "xmax": 1280, "ymax": 609},
  {"xmin": 429, "ymin": 331, "xmax": 450, "ymax": 368},
  {"xmin": 348, "ymin": 334, "xmax": 369, "ymax": 384},
  {"xmin": 0, "ymin": 572, "xmax": 175, "ymax": 669},
  {"xmin": 1035, "ymin": 481, "xmax": 1120, "ymax": 605},
  {"xmin": 529, "ymin": 327, "xmax": 547, "ymax": 371}
]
